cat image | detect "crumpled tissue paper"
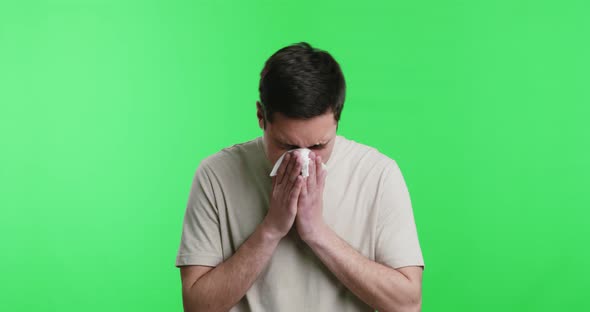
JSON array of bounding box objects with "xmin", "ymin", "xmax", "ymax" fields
[{"xmin": 269, "ymin": 148, "xmax": 327, "ymax": 177}]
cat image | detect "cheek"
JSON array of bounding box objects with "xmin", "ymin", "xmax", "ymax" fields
[
  {"xmin": 270, "ymin": 149, "xmax": 288, "ymax": 165},
  {"xmin": 315, "ymin": 146, "xmax": 335, "ymax": 163},
  {"xmin": 312, "ymin": 150, "xmax": 328, "ymax": 162}
]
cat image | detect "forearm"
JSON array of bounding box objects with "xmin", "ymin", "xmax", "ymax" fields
[
  {"xmin": 185, "ymin": 221, "xmax": 281, "ymax": 312},
  {"xmin": 304, "ymin": 224, "xmax": 420, "ymax": 312}
]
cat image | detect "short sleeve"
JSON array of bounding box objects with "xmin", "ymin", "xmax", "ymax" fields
[
  {"xmin": 175, "ymin": 161, "xmax": 224, "ymax": 267},
  {"xmin": 375, "ymin": 159, "xmax": 425, "ymax": 270}
]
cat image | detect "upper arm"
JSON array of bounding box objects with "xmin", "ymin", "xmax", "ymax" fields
[
  {"xmin": 396, "ymin": 266, "xmax": 423, "ymax": 306},
  {"xmin": 375, "ymin": 159, "xmax": 425, "ymax": 270},
  {"xmin": 179, "ymin": 265, "xmax": 215, "ymax": 294},
  {"xmin": 396, "ymin": 265, "xmax": 423, "ymax": 285},
  {"xmin": 175, "ymin": 162, "xmax": 224, "ymax": 268}
]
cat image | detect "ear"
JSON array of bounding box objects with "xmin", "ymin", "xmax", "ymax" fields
[{"xmin": 256, "ymin": 101, "xmax": 266, "ymax": 130}]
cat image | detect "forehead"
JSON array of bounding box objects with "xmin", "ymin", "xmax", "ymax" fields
[
  {"xmin": 271, "ymin": 127, "xmax": 334, "ymax": 146},
  {"xmin": 273, "ymin": 133, "xmax": 331, "ymax": 145},
  {"xmin": 268, "ymin": 111, "xmax": 337, "ymax": 145}
]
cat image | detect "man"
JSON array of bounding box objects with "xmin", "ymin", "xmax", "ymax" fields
[{"xmin": 175, "ymin": 42, "xmax": 425, "ymax": 312}]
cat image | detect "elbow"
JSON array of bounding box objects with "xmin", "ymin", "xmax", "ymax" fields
[
  {"xmin": 182, "ymin": 299, "xmax": 218, "ymax": 312},
  {"xmin": 181, "ymin": 288, "xmax": 199, "ymax": 312},
  {"xmin": 402, "ymin": 279, "xmax": 422, "ymax": 312},
  {"xmin": 182, "ymin": 285, "xmax": 211, "ymax": 312},
  {"xmin": 385, "ymin": 300, "xmax": 420, "ymax": 312},
  {"xmin": 406, "ymin": 300, "xmax": 422, "ymax": 312},
  {"xmin": 182, "ymin": 287, "xmax": 229, "ymax": 312},
  {"xmin": 182, "ymin": 297, "xmax": 219, "ymax": 312},
  {"xmin": 379, "ymin": 290, "xmax": 422, "ymax": 312},
  {"xmin": 403, "ymin": 291, "xmax": 422, "ymax": 312}
]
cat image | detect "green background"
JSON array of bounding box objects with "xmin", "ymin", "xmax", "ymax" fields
[{"xmin": 1, "ymin": 0, "xmax": 588, "ymax": 311}]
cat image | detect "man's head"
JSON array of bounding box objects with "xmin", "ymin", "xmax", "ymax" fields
[{"xmin": 256, "ymin": 42, "xmax": 346, "ymax": 166}]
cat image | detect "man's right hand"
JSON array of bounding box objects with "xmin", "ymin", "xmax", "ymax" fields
[
  {"xmin": 262, "ymin": 151, "xmax": 305, "ymax": 240},
  {"xmin": 181, "ymin": 151, "xmax": 305, "ymax": 311}
]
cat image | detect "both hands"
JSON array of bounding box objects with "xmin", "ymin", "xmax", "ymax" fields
[
  {"xmin": 262, "ymin": 150, "xmax": 328, "ymax": 242},
  {"xmin": 294, "ymin": 151, "xmax": 327, "ymax": 241}
]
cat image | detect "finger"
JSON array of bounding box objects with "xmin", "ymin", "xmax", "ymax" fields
[
  {"xmin": 276, "ymin": 152, "xmax": 291, "ymax": 185},
  {"xmin": 299, "ymin": 175, "xmax": 308, "ymax": 199},
  {"xmin": 283, "ymin": 152, "xmax": 296, "ymax": 184},
  {"xmin": 317, "ymin": 155, "xmax": 327, "ymax": 189},
  {"xmin": 289, "ymin": 176, "xmax": 304, "ymax": 206},
  {"xmin": 287, "ymin": 155, "xmax": 302, "ymax": 190},
  {"xmin": 308, "ymin": 153, "xmax": 316, "ymax": 191},
  {"xmin": 315, "ymin": 154, "xmax": 323, "ymax": 182}
]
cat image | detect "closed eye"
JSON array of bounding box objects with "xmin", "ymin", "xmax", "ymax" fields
[{"xmin": 285, "ymin": 144, "xmax": 325, "ymax": 150}]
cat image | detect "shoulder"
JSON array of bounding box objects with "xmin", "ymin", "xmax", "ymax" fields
[
  {"xmin": 336, "ymin": 135, "xmax": 399, "ymax": 173},
  {"xmin": 196, "ymin": 137, "xmax": 260, "ymax": 179}
]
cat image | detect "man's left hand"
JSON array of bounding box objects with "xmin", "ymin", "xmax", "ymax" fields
[{"xmin": 295, "ymin": 151, "xmax": 328, "ymax": 242}]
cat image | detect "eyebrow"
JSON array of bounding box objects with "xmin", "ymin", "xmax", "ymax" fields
[{"xmin": 276, "ymin": 137, "xmax": 332, "ymax": 149}]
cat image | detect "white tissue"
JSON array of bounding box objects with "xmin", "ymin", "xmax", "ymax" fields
[{"xmin": 269, "ymin": 148, "xmax": 327, "ymax": 177}]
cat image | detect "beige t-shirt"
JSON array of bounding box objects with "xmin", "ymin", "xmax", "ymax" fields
[{"xmin": 175, "ymin": 135, "xmax": 425, "ymax": 311}]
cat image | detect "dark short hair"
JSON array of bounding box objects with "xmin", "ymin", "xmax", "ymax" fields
[{"xmin": 258, "ymin": 42, "xmax": 346, "ymax": 127}]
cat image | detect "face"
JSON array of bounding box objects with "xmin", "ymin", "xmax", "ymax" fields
[{"xmin": 256, "ymin": 101, "xmax": 338, "ymax": 166}]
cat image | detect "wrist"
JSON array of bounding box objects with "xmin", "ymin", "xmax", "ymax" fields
[
  {"xmin": 259, "ymin": 218, "xmax": 286, "ymax": 244},
  {"xmin": 300, "ymin": 220, "xmax": 330, "ymax": 245}
]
